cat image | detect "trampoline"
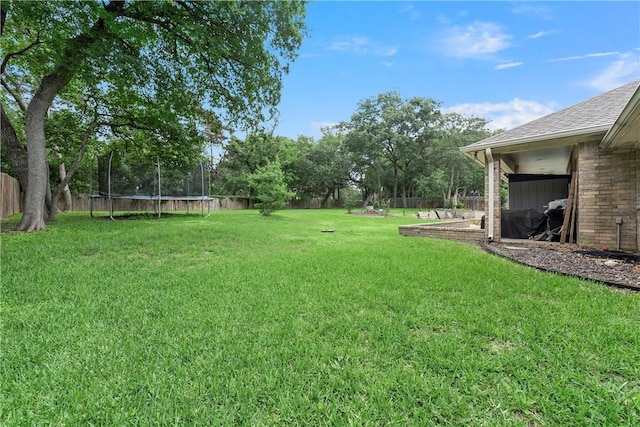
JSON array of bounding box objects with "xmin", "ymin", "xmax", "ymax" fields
[{"xmin": 90, "ymin": 151, "xmax": 215, "ymax": 219}]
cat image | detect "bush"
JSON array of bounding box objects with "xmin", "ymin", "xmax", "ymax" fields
[
  {"xmin": 342, "ymin": 188, "xmax": 362, "ymax": 213},
  {"xmin": 247, "ymin": 161, "xmax": 294, "ymax": 216},
  {"xmin": 445, "ymin": 200, "xmax": 465, "ymax": 209}
]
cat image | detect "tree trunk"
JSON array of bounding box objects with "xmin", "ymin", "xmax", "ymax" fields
[
  {"xmin": 45, "ymin": 169, "xmax": 53, "ymax": 218},
  {"xmin": 392, "ymin": 161, "xmax": 398, "ymax": 208},
  {"xmin": 16, "ymin": 74, "xmax": 71, "ymax": 231},
  {"xmin": 451, "ymin": 170, "xmax": 460, "ymax": 217},
  {"xmin": 48, "ymin": 122, "xmax": 96, "ymax": 220},
  {"xmin": 363, "ymin": 192, "xmax": 373, "ymax": 208},
  {"xmin": 0, "ymin": 105, "xmax": 28, "ymax": 189},
  {"xmin": 50, "ymin": 144, "xmax": 73, "ymax": 218},
  {"xmin": 10, "ymin": 3, "xmax": 121, "ymax": 231},
  {"xmin": 447, "ymin": 168, "xmax": 455, "ymax": 204},
  {"xmin": 321, "ymin": 188, "xmax": 332, "ymax": 208},
  {"xmin": 52, "ymin": 145, "xmax": 73, "ymax": 212},
  {"xmin": 451, "ymin": 191, "xmax": 458, "ymax": 217},
  {"xmin": 401, "ymin": 183, "xmax": 408, "ymax": 209}
]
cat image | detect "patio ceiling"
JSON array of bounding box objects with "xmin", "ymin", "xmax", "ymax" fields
[
  {"xmin": 468, "ymin": 133, "xmax": 598, "ymax": 177},
  {"xmin": 501, "ymin": 145, "xmax": 573, "ymax": 175}
]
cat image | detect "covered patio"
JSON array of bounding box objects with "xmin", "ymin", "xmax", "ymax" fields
[{"xmin": 400, "ymin": 80, "xmax": 640, "ymax": 252}]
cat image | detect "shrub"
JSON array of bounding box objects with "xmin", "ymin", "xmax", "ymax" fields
[
  {"xmin": 247, "ymin": 161, "xmax": 294, "ymax": 216},
  {"xmin": 342, "ymin": 187, "xmax": 362, "ymax": 213}
]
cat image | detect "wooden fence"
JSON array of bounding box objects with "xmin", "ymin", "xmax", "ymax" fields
[
  {"xmin": 1, "ymin": 173, "xmax": 21, "ymax": 219},
  {"xmin": 72, "ymin": 194, "xmax": 249, "ymax": 214},
  {"xmin": 288, "ymin": 196, "xmax": 485, "ymax": 210},
  {"xmin": 1, "ymin": 173, "xmax": 486, "ymax": 218},
  {"xmin": 287, "ymin": 199, "xmax": 343, "ymax": 209}
]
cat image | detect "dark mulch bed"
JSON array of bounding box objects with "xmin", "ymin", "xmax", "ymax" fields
[{"xmin": 482, "ymin": 242, "xmax": 640, "ymax": 291}]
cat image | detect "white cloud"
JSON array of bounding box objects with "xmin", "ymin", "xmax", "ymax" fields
[
  {"xmin": 399, "ymin": 4, "xmax": 421, "ymax": 20},
  {"xmin": 439, "ymin": 21, "xmax": 512, "ymax": 59},
  {"xmin": 385, "ymin": 46, "xmax": 399, "ymax": 56},
  {"xmin": 328, "ymin": 36, "xmax": 370, "ymax": 53},
  {"xmin": 436, "ymin": 14, "xmax": 453, "ymax": 25},
  {"xmin": 528, "ymin": 30, "xmax": 558, "ymax": 39},
  {"xmin": 443, "ymin": 99, "xmax": 555, "ymax": 131},
  {"xmin": 546, "ymin": 51, "xmax": 620, "ymax": 63},
  {"xmin": 512, "ymin": 5, "xmax": 553, "ymax": 20},
  {"xmin": 495, "ymin": 62, "xmax": 523, "ymax": 70},
  {"xmin": 542, "ymin": 49, "xmax": 639, "ymax": 91},
  {"xmin": 328, "ymin": 35, "xmax": 398, "ymax": 56},
  {"xmin": 587, "ymin": 51, "xmax": 640, "ymax": 91}
]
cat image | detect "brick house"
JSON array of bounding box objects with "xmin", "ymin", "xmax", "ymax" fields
[{"xmin": 460, "ymin": 80, "xmax": 640, "ymax": 252}]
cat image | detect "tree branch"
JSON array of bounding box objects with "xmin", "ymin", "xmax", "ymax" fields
[
  {"xmin": 1, "ymin": 35, "xmax": 43, "ymax": 75},
  {"xmin": 1, "ymin": 77, "xmax": 28, "ymax": 112},
  {"xmin": 53, "ymin": 119, "xmax": 98, "ymax": 194}
]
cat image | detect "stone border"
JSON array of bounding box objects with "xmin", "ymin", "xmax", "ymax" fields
[{"xmin": 399, "ymin": 220, "xmax": 485, "ymax": 244}]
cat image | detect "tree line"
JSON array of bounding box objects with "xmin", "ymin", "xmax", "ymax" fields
[{"xmin": 213, "ymin": 91, "xmax": 493, "ymax": 212}]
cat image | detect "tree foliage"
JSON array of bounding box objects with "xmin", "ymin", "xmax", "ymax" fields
[
  {"xmin": 0, "ymin": 0, "xmax": 307, "ymax": 230},
  {"xmin": 339, "ymin": 91, "xmax": 441, "ymax": 207},
  {"xmin": 289, "ymin": 130, "xmax": 350, "ymax": 205},
  {"xmin": 423, "ymin": 113, "xmax": 490, "ymax": 209},
  {"xmin": 212, "ymin": 133, "xmax": 295, "ymax": 205}
]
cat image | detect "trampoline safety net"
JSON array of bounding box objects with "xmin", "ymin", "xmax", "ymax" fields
[{"xmin": 91, "ymin": 151, "xmax": 213, "ymax": 218}]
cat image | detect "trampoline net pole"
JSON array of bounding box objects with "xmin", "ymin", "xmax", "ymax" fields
[
  {"xmin": 208, "ymin": 162, "xmax": 212, "ymax": 216},
  {"xmin": 90, "ymin": 156, "xmax": 94, "ymax": 217},
  {"xmin": 108, "ymin": 151, "xmax": 114, "ymax": 220},
  {"xmin": 201, "ymin": 162, "xmax": 205, "ymax": 217},
  {"xmin": 157, "ymin": 154, "xmax": 161, "ymax": 219},
  {"xmin": 186, "ymin": 175, "xmax": 190, "ymax": 214}
]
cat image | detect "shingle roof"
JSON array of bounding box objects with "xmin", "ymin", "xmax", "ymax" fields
[{"xmin": 462, "ymin": 80, "xmax": 640, "ymax": 150}]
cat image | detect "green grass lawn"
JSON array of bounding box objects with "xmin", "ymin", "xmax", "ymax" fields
[{"xmin": 1, "ymin": 209, "xmax": 638, "ymax": 425}]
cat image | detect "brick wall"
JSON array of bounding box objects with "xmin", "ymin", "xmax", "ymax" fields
[{"xmin": 578, "ymin": 141, "xmax": 637, "ymax": 251}]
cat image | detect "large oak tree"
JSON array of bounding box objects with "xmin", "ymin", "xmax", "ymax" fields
[
  {"xmin": 0, "ymin": 0, "xmax": 306, "ymax": 231},
  {"xmin": 340, "ymin": 91, "xmax": 441, "ymax": 208},
  {"xmin": 429, "ymin": 113, "xmax": 489, "ymax": 211},
  {"xmin": 290, "ymin": 131, "xmax": 350, "ymax": 206}
]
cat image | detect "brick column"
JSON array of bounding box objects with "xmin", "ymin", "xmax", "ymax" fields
[
  {"xmin": 484, "ymin": 151, "xmax": 502, "ymax": 242},
  {"xmin": 637, "ymin": 150, "xmax": 640, "ymax": 252}
]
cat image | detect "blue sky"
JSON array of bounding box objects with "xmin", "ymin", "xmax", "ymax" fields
[{"xmin": 272, "ymin": 0, "xmax": 640, "ymax": 140}]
